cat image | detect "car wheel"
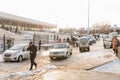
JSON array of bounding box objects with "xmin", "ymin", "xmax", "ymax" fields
[
  {"xmin": 4, "ymin": 60, "xmax": 7, "ymax": 62},
  {"xmin": 18, "ymin": 55, "xmax": 23, "ymax": 62},
  {"xmin": 79, "ymin": 48, "xmax": 82, "ymax": 52},
  {"xmin": 65, "ymin": 52, "xmax": 69, "ymax": 58}
]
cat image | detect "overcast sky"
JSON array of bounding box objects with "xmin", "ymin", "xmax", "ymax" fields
[{"xmin": 0, "ymin": 0, "xmax": 120, "ymax": 29}]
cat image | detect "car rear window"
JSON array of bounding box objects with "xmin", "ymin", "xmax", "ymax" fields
[
  {"xmin": 80, "ymin": 38, "xmax": 88, "ymax": 43},
  {"xmin": 54, "ymin": 44, "xmax": 67, "ymax": 49}
]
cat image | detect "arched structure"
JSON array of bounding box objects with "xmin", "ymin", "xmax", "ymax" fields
[{"xmin": 0, "ymin": 12, "xmax": 56, "ymax": 32}]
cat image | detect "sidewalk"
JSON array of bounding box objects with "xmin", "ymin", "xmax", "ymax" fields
[
  {"xmin": 6, "ymin": 49, "xmax": 120, "ymax": 80},
  {"xmin": 91, "ymin": 60, "xmax": 120, "ymax": 73},
  {"xmin": 41, "ymin": 69, "xmax": 120, "ymax": 80}
]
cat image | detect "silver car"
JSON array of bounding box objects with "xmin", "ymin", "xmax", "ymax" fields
[
  {"xmin": 49, "ymin": 43, "xmax": 72, "ymax": 59},
  {"xmin": 3, "ymin": 44, "xmax": 30, "ymax": 62}
]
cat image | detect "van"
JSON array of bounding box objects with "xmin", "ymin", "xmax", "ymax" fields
[{"xmin": 79, "ymin": 36, "xmax": 90, "ymax": 52}]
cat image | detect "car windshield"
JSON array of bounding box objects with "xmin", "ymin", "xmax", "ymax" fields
[
  {"xmin": 9, "ymin": 45, "xmax": 24, "ymax": 50},
  {"xmin": 87, "ymin": 35, "xmax": 93, "ymax": 39},
  {"xmin": 54, "ymin": 44, "xmax": 67, "ymax": 49}
]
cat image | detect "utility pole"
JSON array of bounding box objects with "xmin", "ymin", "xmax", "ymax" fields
[
  {"xmin": 88, "ymin": 0, "xmax": 90, "ymax": 34},
  {"xmin": 3, "ymin": 34, "xmax": 5, "ymax": 51},
  {"xmin": 55, "ymin": 16, "xmax": 58, "ymax": 42},
  {"xmin": 33, "ymin": 33, "xmax": 36, "ymax": 45},
  {"xmin": 56, "ymin": 16, "xmax": 58, "ymax": 33}
]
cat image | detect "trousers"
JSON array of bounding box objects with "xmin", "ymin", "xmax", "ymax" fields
[{"xmin": 29, "ymin": 54, "xmax": 37, "ymax": 70}]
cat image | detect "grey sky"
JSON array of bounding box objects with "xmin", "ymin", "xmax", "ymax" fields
[{"xmin": 0, "ymin": 0, "xmax": 120, "ymax": 28}]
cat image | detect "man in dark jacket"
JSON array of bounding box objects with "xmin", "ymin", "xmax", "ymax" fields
[
  {"xmin": 27, "ymin": 42, "xmax": 37, "ymax": 70},
  {"xmin": 39, "ymin": 40, "xmax": 41, "ymax": 51}
]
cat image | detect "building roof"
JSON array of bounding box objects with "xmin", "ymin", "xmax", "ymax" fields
[{"xmin": 0, "ymin": 12, "xmax": 56, "ymax": 28}]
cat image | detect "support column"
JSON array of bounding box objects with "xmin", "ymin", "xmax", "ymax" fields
[{"xmin": 3, "ymin": 34, "xmax": 5, "ymax": 51}]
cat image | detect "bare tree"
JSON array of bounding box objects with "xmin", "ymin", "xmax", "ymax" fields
[{"xmin": 92, "ymin": 22, "xmax": 111, "ymax": 34}]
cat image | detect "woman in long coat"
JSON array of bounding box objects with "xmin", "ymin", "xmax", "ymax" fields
[{"xmin": 112, "ymin": 36, "xmax": 119, "ymax": 55}]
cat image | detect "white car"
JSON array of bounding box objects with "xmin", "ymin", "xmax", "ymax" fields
[
  {"xmin": 49, "ymin": 43, "xmax": 72, "ymax": 59},
  {"xmin": 103, "ymin": 35, "xmax": 114, "ymax": 48},
  {"xmin": 3, "ymin": 44, "xmax": 30, "ymax": 62},
  {"xmin": 103, "ymin": 38, "xmax": 112, "ymax": 48}
]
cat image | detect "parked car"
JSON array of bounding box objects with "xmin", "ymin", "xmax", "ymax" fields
[
  {"xmin": 103, "ymin": 34, "xmax": 120, "ymax": 48},
  {"xmin": 102, "ymin": 35, "xmax": 109, "ymax": 41},
  {"xmin": 109, "ymin": 32, "xmax": 118, "ymax": 37},
  {"xmin": 103, "ymin": 34, "xmax": 117, "ymax": 49},
  {"xmin": 3, "ymin": 44, "xmax": 30, "ymax": 62},
  {"xmin": 49, "ymin": 43, "xmax": 72, "ymax": 60},
  {"xmin": 79, "ymin": 36, "xmax": 90, "ymax": 52},
  {"xmin": 103, "ymin": 36, "xmax": 113, "ymax": 48},
  {"xmin": 86, "ymin": 35, "xmax": 96, "ymax": 45}
]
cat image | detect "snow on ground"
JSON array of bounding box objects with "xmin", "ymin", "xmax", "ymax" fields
[
  {"xmin": 3, "ymin": 65, "xmax": 56, "ymax": 80},
  {"xmin": 91, "ymin": 60, "xmax": 120, "ymax": 73},
  {"xmin": 1, "ymin": 49, "xmax": 117, "ymax": 80},
  {"xmin": 1, "ymin": 39, "xmax": 120, "ymax": 80},
  {"xmin": 41, "ymin": 69, "xmax": 120, "ymax": 80},
  {"xmin": 41, "ymin": 50, "xmax": 50, "ymax": 56},
  {"xmin": 0, "ymin": 51, "xmax": 50, "ymax": 80}
]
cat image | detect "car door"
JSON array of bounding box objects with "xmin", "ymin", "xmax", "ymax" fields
[{"xmin": 22, "ymin": 45, "xmax": 29, "ymax": 58}]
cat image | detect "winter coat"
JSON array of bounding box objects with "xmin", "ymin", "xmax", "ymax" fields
[
  {"xmin": 112, "ymin": 38, "xmax": 119, "ymax": 49},
  {"xmin": 27, "ymin": 45, "xmax": 37, "ymax": 56}
]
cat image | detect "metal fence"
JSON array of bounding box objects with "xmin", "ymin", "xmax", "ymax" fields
[
  {"xmin": 0, "ymin": 37, "xmax": 3, "ymax": 51},
  {"xmin": 0, "ymin": 36, "xmax": 14, "ymax": 52}
]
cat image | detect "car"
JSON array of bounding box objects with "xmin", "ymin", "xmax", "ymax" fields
[
  {"xmin": 109, "ymin": 32, "xmax": 118, "ymax": 36},
  {"xmin": 86, "ymin": 35, "xmax": 96, "ymax": 45},
  {"xmin": 102, "ymin": 35, "xmax": 109, "ymax": 41},
  {"xmin": 3, "ymin": 44, "xmax": 30, "ymax": 62},
  {"xmin": 103, "ymin": 37, "xmax": 113, "ymax": 48},
  {"xmin": 79, "ymin": 36, "xmax": 90, "ymax": 52},
  {"xmin": 103, "ymin": 32, "xmax": 118, "ymax": 48},
  {"xmin": 103, "ymin": 34, "xmax": 116, "ymax": 49},
  {"xmin": 49, "ymin": 43, "xmax": 72, "ymax": 59}
]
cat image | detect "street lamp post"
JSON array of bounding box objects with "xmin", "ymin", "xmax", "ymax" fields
[
  {"xmin": 56, "ymin": 16, "xmax": 58, "ymax": 33},
  {"xmin": 88, "ymin": 0, "xmax": 90, "ymax": 34}
]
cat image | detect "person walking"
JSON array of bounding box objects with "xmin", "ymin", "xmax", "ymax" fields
[
  {"xmin": 112, "ymin": 35, "xmax": 119, "ymax": 56},
  {"xmin": 27, "ymin": 42, "xmax": 37, "ymax": 71},
  {"xmin": 39, "ymin": 40, "xmax": 41, "ymax": 51},
  {"xmin": 57, "ymin": 38, "xmax": 61, "ymax": 43}
]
